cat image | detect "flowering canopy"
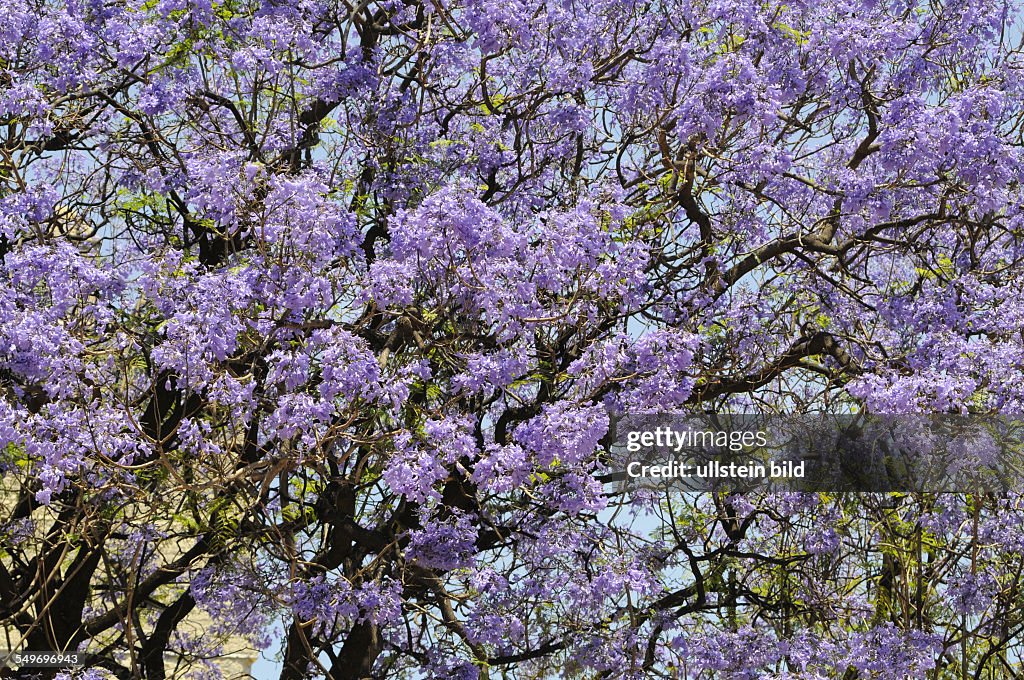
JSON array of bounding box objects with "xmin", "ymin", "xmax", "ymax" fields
[{"xmin": 3, "ymin": 0, "xmax": 1024, "ymax": 677}]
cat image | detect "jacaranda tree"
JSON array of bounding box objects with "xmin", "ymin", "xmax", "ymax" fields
[{"xmin": 3, "ymin": 0, "xmax": 1024, "ymax": 677}]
